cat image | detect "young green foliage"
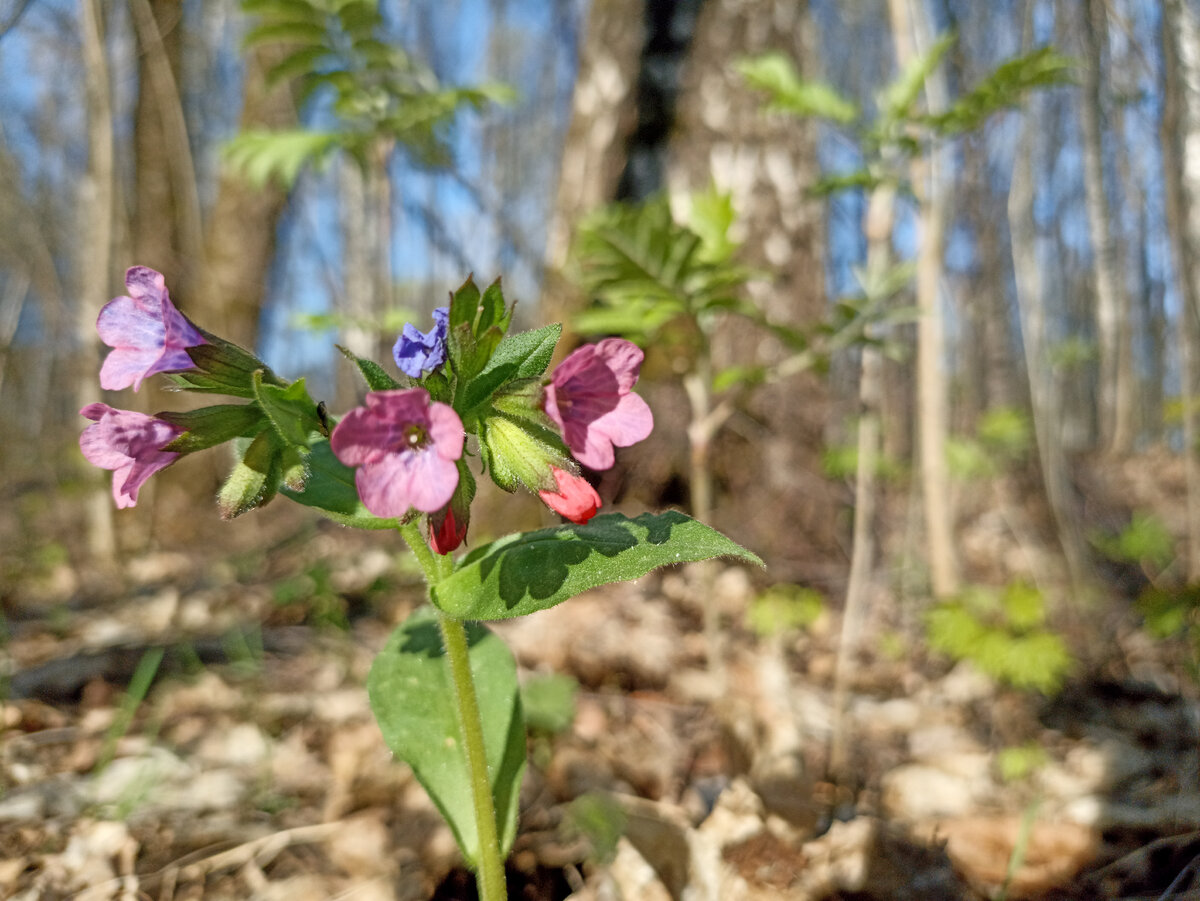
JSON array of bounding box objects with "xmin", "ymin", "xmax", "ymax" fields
[
  {"xmin": 925, "ymin": 583, "xmax": 1072, "ymax": 693},
  {"xmin": 734, "ymin": 53, "xmax": 858, "ymax": 123},
  {"xmin": 227, "ymin": 0, "xmax": 513, "ymax": 187}
]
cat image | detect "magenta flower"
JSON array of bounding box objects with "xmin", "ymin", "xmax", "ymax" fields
[
  {"xmin": 538, "ymin": 467, "xmax": 601, "ymax": 524},
  {"xmin": 330, "ymin": 388, "xmax": 464, "ymax": 519},
  {"xmin": 98, "ymin": 266, "xmax": 206, "ymax": 391},
  {"xmin": 79, "ymin": 403, "xmax": 185, "ymax": 509},
  {"xmin": 544, "ymin": 338, "xmax": 654, "ymax": 470}
]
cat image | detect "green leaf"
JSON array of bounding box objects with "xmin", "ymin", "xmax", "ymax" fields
[
  {"xmin": 737, "ymin": 53, "xmax": 858, "ymax": 124},
  {"xmin": 746, "ymin": 584, "xmax": 824, "ymax": 637},
  {"xmin": 336, "ymin": 0, "xmax": 382, "ymax": 39},
  {"xmin": 1137, "ymin": 585, "xmax": 1199, "ymax": 638},
  {"xmin": 521, "ymin": 673, "xmax": 578, "ymax": 735},
  {"xmin": 565, "ymin": 792, "xmax": 626, "ymax": 865},
  {"xmin": 280, "ymin": 440, "xmax": 401, "ymax": 529},
  {"xmin": 252, "ymin": 371, "xmax": 323, "ymax": 447},
  {"xmin": 879, "ymin": 31, "xmax": 955, "ymax": 123},
  {"xmin": 267, "ymin": 46, "xmax": 337, "ymax": 87},
  {"xmin": 688, "ymin": 185, "xmax": 738, "ymax": 264},
  {"xmin": 242, "ymin": 21, "xmax": 328, "ymax": 49},
  {"xmin": 477, "ymin": 278, "xmax": 510, "ymax": 335},
  {"xmin": 223, "ymin": 129, "xmax": 342, "ymax": 188},
  {"xmin": 336, "ymin": 344, "xmax": 402, "ymax": 391},
  {"xmin": 461, "ymin": 323, "xmax": 561, "ymax": 414},
  {"xmin": 924, "ymin": 46, "xmax": 1075, "ymax": 135},
  {"xmin": 241, "ymin": 0, "xmax": 324, "ymax": 19},
  {"xmin": 1092, "ymin": 513, "xmax": 1175, "ymax": 568},
  {"xmin": 448, "ymin": 274, "xmax": 482, "ymax": 332},
  {"xmin": 1002, "ymin": 582, "xmax": 1046, "ymax": 631},
  {"xmin": 432, "ymin": 511, "xmax": 762, "ymax": 620},
  {"xmin": 367, "ymin": 607, "xmax": 525, "ymax": 864},
  {"xmin": 572, "ymin": 197, "xmax": 751, "ymax": 342}
]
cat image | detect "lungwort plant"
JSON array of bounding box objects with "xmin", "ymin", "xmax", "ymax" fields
[{"xmin": 80, "ymin": 266, "xmax": 760, "ymax": 901}]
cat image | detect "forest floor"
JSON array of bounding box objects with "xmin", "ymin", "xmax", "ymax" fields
[{"xmin": 2, "ymin": 510, "xmax": 1199, "ymax": 900}]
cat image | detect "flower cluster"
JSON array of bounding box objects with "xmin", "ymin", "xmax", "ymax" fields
[
  {"xmin": 329, "ymin": 296, "xmax": 653, "ymax": 547},
  {"xmin": 78, "ymin": 268, "xmax": 202, "ymax": 505},
  {"xmin": 80, "ymin": 268, "xmax": 654, "ymax": 555}
]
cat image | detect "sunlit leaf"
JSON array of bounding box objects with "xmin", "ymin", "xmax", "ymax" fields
[
  {"xmin": 432, "ymin": 511, "xmax": 762, "ymax": 620},
  {"xmin": 737, "ymin": 53, "xmax": 858, "ymax": 124},
  {"xmin": 368, "ymin": 607, "xmax": 525, "ymax": 865}
]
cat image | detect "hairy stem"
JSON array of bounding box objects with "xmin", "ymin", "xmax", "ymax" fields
[{"xmin": 399, "ymin": 521, "xmax": 506, "ymax": 901}]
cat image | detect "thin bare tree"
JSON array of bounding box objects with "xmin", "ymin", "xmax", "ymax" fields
[{"xmin": 1079, "ymin": 0, "xmax": 1136, "ymax": 453}]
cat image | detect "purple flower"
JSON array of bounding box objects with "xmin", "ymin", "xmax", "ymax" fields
[
  {"xmin": 393, "ymin": 307, "xmax": 449, "ymax": 378},
  {"xmin": 330, "ymin": 388, "xmax": 463, "ymax": 518},
  {"xmin": 98, "ymin": 266, "xmax": 206, "ymax": 392},
  {"xmin": 79, "ymin": 403, "xmax": 185, "ymax": 509},
  {"xmin": 544, "ymin": 338, "xmax": 654, "ymax": 471}
]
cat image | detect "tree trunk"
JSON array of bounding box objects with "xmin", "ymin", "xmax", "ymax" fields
[
  {"xmin": 150, "ymin": 38, "xmax": 296, "ymax": 541},
  {"xmin": 1162, "ymin": 0, "xmax": 1200, "ymax": 580},
  {"xmin": 129, "ymin": 0, "xmax": 201, "ymax": 287},
  {"xmin": 1079, "ymin": 0, "xmax": 1135, "ymax": 453},
  {"xmin": 78, "ymin": 0, "xmax": 117, "ymax": 561},
  {"xmin": 667, "ymin": 0, "xmax": 841, "ymax": 585},
  {"xmin": 199, "ymin": 43, "xmax": 296, "ymax": 351},
  {"xmin": 541, "ymin": 0, "xmax": 646, "ymax": 334},
  {"xmin": 892, "ymin": 0, "xmax": 958, "ymax": 598},
  {"xmin": 1009, "ymin": 9, "xmax": 1087, "ymax": 595}
]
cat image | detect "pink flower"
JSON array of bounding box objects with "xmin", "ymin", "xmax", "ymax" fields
[
  {"xmin": 538, "ymin": 467, "xmax": 601, "ymax": 524},
  {"xmin": 98, "ymin": 266, "xmax": 206, "ymax": 391},
  {"xmin": 544, "ymin": 338, "xmax": 654, "ymax": 471},
  {"xmin": 330, "ymin": 388, "xmax": 463, "ymax": 519},
  {"xmin": 79, "ymin": 403, "xmax": 185, "ymax": 509}
]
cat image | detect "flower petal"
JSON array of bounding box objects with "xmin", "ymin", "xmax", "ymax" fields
[
  {"xmin": 545, "ymin": 337, "xmax": 652, "ymax": 471},
  {"xmin": 95, "ymin": 267, "xmax": 205, "ymax": 392},
  {"xmin": 539, "ymin": 467, "xmax": 601, "ymax": 524}
]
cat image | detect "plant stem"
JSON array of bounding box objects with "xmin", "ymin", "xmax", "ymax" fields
[
  {"xmin": 399, "ymin": 521, "xmax": 507, "ymax": 901},
  {"xmin": 684, "ymin": 351, "xmax": 723, "ymax": 683},
  {"xmin": 438, "ymin": 612, "xmax": 507, "ymax": 901}
]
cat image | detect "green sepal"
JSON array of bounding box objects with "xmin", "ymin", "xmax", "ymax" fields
[
  {"xmin": 158, "ymin": 404, "xmax": 266, "ymax": 454},
  {"xmin": 218, "ymin": 430, "xmax": 282, "ymax": 519},
  {"xmin": 336, "ymin": 344, "xmax": 403, "ymax": 392},
  {"xmin": 170, "ymin": 330, "xmax": 283, "ymax": 398},
  {"xmin": 431, "ymin": 511, "xmax": 763, "ymax": 620},
  {"xmin": 166, "ymin": 365, "xmax": 255, "ymax": 399},
  {"xmin": 367, "ymin": 607, "xmax": 525, "ymax": 865},
  {"xmin": 251, "ymin": 371, "xmax": 324, "ymax": 447},
  {"xmin": 280, "ymin": 440, "xmax": 403, "ymax": 530},
  {"xmin": 279, "ymin": 443, "xmax": 310, "ymax": 492},
  {"xmin": 478, "ymin": 411, "xmax": 573, "ymax": 493},
  {"xmin": 422, "ymin": 369, "xmax": 453, "ymax": 405}
]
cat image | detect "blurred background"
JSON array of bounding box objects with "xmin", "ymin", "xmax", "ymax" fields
[{"xmin": 3, "ymin": 0, "xmax": 1200, "ymax": 898}]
